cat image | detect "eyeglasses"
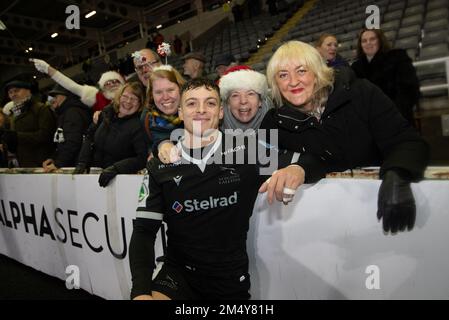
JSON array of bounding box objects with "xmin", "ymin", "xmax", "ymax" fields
[
  {"xmin": 120, "ymin": 94, "xmax": 139, "ymax": 104},
  {"xmin": 134, "ymin": 60, "xmax": 159, "ymax": 73}
]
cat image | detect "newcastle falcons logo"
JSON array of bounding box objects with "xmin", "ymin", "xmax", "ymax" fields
[
  {"xmin": 220, "ymin": 166, "xmax": 237, "ymax": 175},
  {"xmin": 219, "ymin": 167, "xmax": 240, "ymax": 185}
]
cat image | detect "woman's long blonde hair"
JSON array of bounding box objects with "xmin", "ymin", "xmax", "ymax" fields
[{"xmin": 267, "ymin": 41, "xmax": 335, "ymax": 108}]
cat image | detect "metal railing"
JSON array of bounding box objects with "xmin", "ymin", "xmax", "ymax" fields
[{"xmin": 413, "ymin": 56, "xmax": 449, "ymax": 97}]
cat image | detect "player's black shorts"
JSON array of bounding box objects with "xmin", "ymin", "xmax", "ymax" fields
[{"xmin": 151, "ymin": 261, "xmax": 251, "ymax": 300}]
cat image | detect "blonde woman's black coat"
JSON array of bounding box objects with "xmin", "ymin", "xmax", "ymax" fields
[{"xmin": 261, "ymin": 67, "xmax": 429, "ymax": 183}]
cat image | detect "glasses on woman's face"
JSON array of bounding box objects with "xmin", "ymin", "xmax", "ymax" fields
[
  {"xmin": 135, "ymin": 60, "xmax": 159, "ymax": 74},
  {"xmin": 120, "ymin": 94, "xmax": 139, "ymax": 104}
]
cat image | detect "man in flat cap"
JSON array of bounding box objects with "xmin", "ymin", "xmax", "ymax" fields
[
  {"xmin": 182, "ymin": 52, "xmax": 206, "ymax": 80},
  {"xmin": 2, "ymin": 75, "xmax": 56, "ymax": 167},
  {"xmin": 214, "ymin": 53, "xmax": 236, "ymax": 78}
]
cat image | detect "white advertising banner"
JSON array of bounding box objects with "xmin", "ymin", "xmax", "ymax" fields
[{"xmin": 0, "ymin": 174, "xmax": 448, "ymax": 299}]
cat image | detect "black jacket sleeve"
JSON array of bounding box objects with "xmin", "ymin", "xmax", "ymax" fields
[
  {"xmin": 350, "ymin": 58, "xmax": 365, "ymax": 78},
  {"xmin": 390, "ymin": 49, "xmax": 420, "ymax": 122},
  {"xmin": 113, "ymin": 121, "xmax": 148, "ymax": 173},
  {"xmin": 129, "ymin": 162, "xmax": 164, "ymax": 299},
  {"xmin": 129, "ymin": 218, "xmax": 161, "ymax": 299},
  {"xmin": 54, "ymin": 108, "xmax": 90, "ymax": 168},
  {"xmin": 260, "ymin": 110, "xmax": 329, "ymax": 183},
  {"xmin": 76, "ymin": 121, "xmax": 97, "ymax": 166},
  {"xmin": 362, "ymin": 79, "xmax": 429, "ymax": 181},
  {"xmin": 295, "ymin": 154, "xmax": 328, "ymax": 183}
]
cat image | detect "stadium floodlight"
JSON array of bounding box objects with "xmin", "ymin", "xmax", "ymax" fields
[{"xmin": 85, "ymin": 11, "xmax": 96, "ymax": 18}]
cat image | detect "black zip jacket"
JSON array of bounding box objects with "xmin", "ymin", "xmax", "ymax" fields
[{"xmin": 77, "ymin": 105, "xmax": 148, "ymax": 173}]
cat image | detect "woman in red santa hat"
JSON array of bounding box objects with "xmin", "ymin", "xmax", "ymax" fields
[
  {"xmin": 218, "ymin": 65, "xmax": 273, "ymax": 130},
  {"xmin": 157, "ymin": 65, "xmax": 273, "ymax": 162}
]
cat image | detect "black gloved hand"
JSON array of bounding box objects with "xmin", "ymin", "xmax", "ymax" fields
[
  {"xmin": 98, "ymin": 165, "xmax": 118, "ymax": 187},
  {"xmin": 73, "ymin": 163, "xmax": 90, "ymax": 174},
  {"xmin": 377, "ymin": 170, "xmax": 416, "ymax": 233}
]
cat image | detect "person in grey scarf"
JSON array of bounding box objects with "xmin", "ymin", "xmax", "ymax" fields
[
  {"xmin": 219, "ymin": 65, "xmax": 273, "ymax": 131},
  {"xmin": 156, "ymin": 65, "xmax": 273, "ymax": 162}
]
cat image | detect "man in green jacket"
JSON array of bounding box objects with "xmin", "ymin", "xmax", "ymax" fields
[{"xmin": 2, "ymin": 75, "xmax": 56, "ymax": 167}]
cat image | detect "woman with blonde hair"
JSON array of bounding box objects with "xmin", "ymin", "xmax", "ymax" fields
[
  {"xmin": 143, "ymin": 65, "xmax": 185, "ymax": 155},
  {"xmin": 74, "ymin": 82, "xmax": 148, "ymax": 187},
  {"xmin": 262, "ymin": 40, "xmax": 429, "ymax": 234}
]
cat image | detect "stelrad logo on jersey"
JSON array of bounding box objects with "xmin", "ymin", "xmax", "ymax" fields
[{"xmin": 172, "ymin": 192, "xmax": 238, "ymax": 213}]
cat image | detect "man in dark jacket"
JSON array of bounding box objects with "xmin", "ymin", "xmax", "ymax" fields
[
  {"xmin": 42, "ymin": 84, "xmax": 92, "ymax": 172},
  {"xmin": 2, "ymin": 75, "xmax": 56, "ymax": 167}
]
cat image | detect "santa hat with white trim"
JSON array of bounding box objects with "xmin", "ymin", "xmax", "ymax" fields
[
  {"xmin": 97, "ymin": 71, "xmax": 125, "ymax": 89},
  {"xmin": 218, "ymin": 65, "xmax": 268, "ymax": 101}
]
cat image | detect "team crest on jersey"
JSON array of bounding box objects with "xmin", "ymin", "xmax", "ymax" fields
[
  {"xmin": 138, "ymin": 174, "xmax": 150, "ymax": 206},
  {"xmin": 219, "ymin": 166, "xmax": 241, "ymax": 185}
]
